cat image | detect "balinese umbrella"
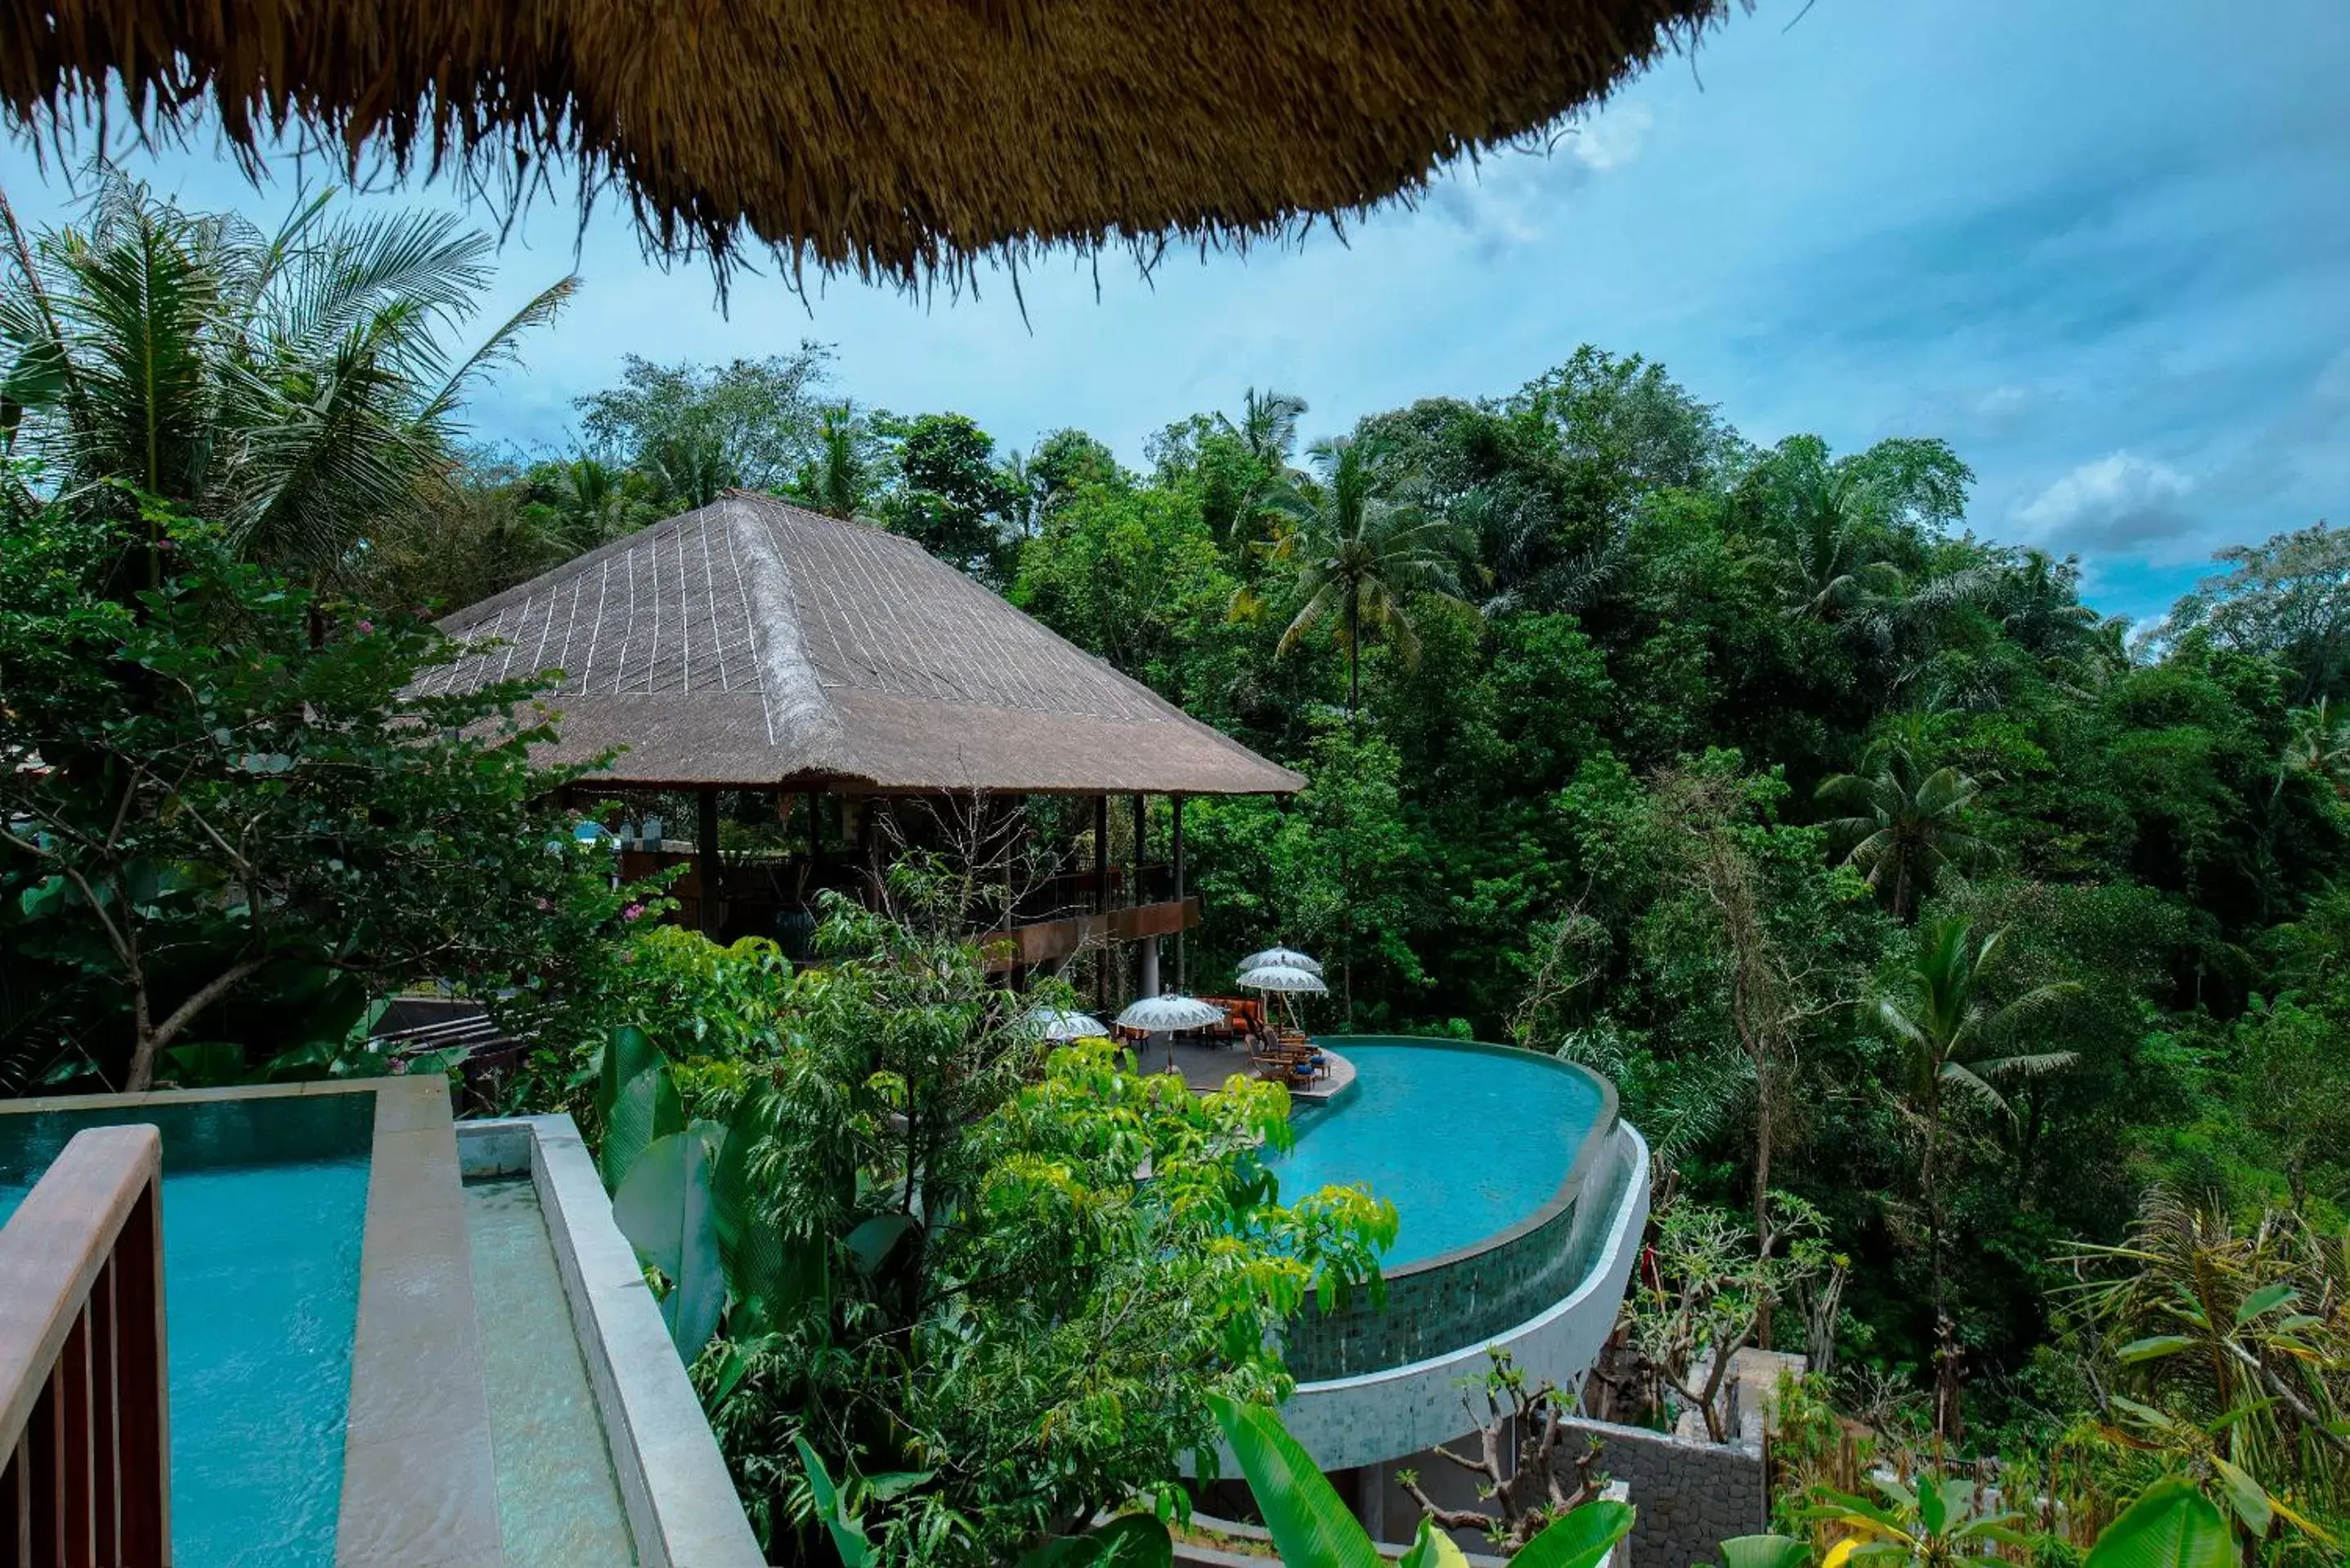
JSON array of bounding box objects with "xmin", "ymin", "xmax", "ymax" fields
[
  {"xmin": 1020, "ymin": 1007, "xmax": 1109, "ymax": 1042},
  {"xmin": 1114, "ymin": 995, "xmax": 1227, "ymax": 1034},
  {"xmin": 1237, "ymin": 963, "xmax": 1326, "ymax": 1032},
  {"xmin": 1237, "ymin": 947, "xmax": 1323, "ymax": 977},
  {"xmin": 4, "ymin": 5, "xmax": 1728, "ymax": 290},
  {"xmin": 1236, "ymin": 964, "xmax": 1327, "ymax": 995}
]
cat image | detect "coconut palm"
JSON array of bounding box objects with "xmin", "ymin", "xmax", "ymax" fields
[
  {"xmin": 1815, "ymin": 719, "xmax": 1993, "ymax": 918},
  {"xmin": 1876, "ymin": 918, "xmax": 2077, "ymax": 1439},
  {"xmin": 793, "ymin": 404, "xmax": 872, "ymax": 521},
  {"xmin": 1274, "ymin": 435, "xmax": 1464, "ymax": 715},
  {"xmin": 0, "ymin": 167, "xmax": 575, "ymax": 582}
]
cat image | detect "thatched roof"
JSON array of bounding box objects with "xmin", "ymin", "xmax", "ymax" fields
[
  {"xmin": 418, "ymin": 491, "xmax": 1303, "ymax": 795},
  {"xmin": 2, "ymin": 2, "xmax": 1728, "ymax": 288}
]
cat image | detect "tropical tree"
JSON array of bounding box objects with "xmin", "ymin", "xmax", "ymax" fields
[
  {"xmin": 1276, "ymin": 435, "xmax": 1464, "ymax": 715},
  {"xmin": 0, "ymin": 168, "xmax": 573, "ymax": 582},
  {"xmin": 2059, "ymin": 1190, "xmax": 2350, "ymax": 1551},
  {"xmin": 1874, "ymin": 918, "xmax": 2076, "ymax": 1440},
  {"xmin": 1815, "ymin": 720, "xmax": 1993, "ymax": 918},
  {"xmin": 1209, "ymin": 1391, "xmax": 1634, "ymax": 1568},
  {"xmin": 792, "ymin": 404, "xmax": 874, "ymax": 521}
]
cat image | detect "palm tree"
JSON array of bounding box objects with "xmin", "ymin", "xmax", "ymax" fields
[
  {"xmin": 544, "ymin": 455, "xmax": 642, "ymax": 553},
  {"xmin": 1275, "ymin": 435, "xmax": 1464, "ymax": 716},
  {"xmin": 644, "ymin": 428, "xmax": 737, "ymax": 511},
  {"xmin": 1815, "ymin": 719, "xmax": 1993, "ymax": 918},
  {"xmin": 792, "ymin": 404, "xmax": 872, "ymax": 521},
  {"xmin": 1876, "ymin": 918, "xmax": 2076, "ymax": 1440},
  {"xmin": 0, "ymin": 168, "xmax": 575, "ymax": 583}
]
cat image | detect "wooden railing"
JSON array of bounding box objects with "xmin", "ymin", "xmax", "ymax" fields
[{"xmin": 0, "ymin": 1126, "xmax": 170, "ymax": 1566}]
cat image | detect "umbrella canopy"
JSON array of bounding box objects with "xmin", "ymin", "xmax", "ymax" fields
[
  {"xmin": 2, "ymin": 2, "xmax": 1727, "ymax": 289},
  {"xmin": 1020, "ymin": 1007, "xmax": 1109, "ymax": 1042},
  {"xmin": 1237, "ymin": 965, "xmax": 1330, "ymax": 996},
  {"xmin": 1115, "ymin": 995, "xmax": 1227, "ymax": 1033},
  {"xmin": 1238, "ymin": 947, "xmax": 1323, "ymax": 977}
]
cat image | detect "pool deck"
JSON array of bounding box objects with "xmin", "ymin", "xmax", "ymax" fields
[{"xmin": 1143, "ymin": 1038, "xmax": 1354, "ymax": 1104}]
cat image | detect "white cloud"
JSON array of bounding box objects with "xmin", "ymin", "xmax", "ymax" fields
[
  {"xmin": 2016, "ymin": 451, "xmax": 2198, "ymax": 553},
  {"xmin": 1569, "ymin": 104, "xmax": 1655, "ymax": 172},
  {"xmin": 1973, "ymin": 384, "xmax": 2032, "ymax": 422},
  {"xmin": 1418, "ymin": 102, "xmax": 1655, "ymax": 254}
]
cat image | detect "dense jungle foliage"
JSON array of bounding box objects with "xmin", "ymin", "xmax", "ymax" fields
[{"xmin": 8, "ymin": 177, "xmax": 2350, "ymax": 1559}]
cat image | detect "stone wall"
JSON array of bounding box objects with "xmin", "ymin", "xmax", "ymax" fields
[
  {"xmin": 1554, "ymin": 1418, "xmax": 1765, "ymax": 1568},
  {"xmin": 1279, "ymin": 1041, "xmax": 1623, "ymax": 1381}
]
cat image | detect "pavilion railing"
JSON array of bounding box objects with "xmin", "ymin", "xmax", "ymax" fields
[{"xmin": 0, "ymin": 1125, "xmax": 170, "ymax": 1566}]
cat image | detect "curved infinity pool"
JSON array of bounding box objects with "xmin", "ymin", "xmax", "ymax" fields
[{"xmin": 1267, "ymin": 1037, "xmax": 1608, "ymax": 1267}]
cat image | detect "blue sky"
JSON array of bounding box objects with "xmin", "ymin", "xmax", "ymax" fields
[{"xmin": 3, "ymin": 0, "xmax": 2343, "ymax": 625}]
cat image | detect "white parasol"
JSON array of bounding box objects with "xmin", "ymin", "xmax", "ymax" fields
[
  {"xmin": 1237, "ymin": 946, "xmax": 1323, "ymax": 976},
  {"xmin": 1114, "ymin": 994, "xmax": 1227, "ymax": 1033},
  {"xmin": 1236, "ymin": 964, "xmax": 1328, "ymax": 995},
  {"xmin": 1020, "ymin": 1006, "xmax": 1110, "ymax": 1042}
]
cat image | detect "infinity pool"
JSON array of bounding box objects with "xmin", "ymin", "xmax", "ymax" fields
[
  {"xmin": 1267, "ymin": 1038, "xmax": 1607, "ymax": 1267},
  {"xmin": 0, "ymin": 1095, "xmax": 373, "ymax": 1568}
]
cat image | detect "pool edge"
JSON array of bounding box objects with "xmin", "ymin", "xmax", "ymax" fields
[
  {"xmin": 335, "ymin": 1077, "xmax": 505, "ymax": 1568},
  {"xmin": 459, "ymin": 1115, "xmax": 765, "ymax": 1568}
]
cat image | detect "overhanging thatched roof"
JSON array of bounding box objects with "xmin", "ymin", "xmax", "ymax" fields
[
  {"xmin": 419, "ymin": 491, "xmax": 1303, "ymax": 795},
  {"xmin": 2, "ymin": 2, "xmax": 1728, "ymax": 288}
]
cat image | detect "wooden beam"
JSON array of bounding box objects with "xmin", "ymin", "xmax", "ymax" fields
[
  {"xmin": 697, "ymin": 789, "xmax": 724, "ymax": 937},
  {"xmin": 1172, "ymin": 795, "xmax": 1186, "ymax": 992}
]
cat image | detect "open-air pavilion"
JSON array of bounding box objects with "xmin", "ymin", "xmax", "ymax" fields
[{"xmin": 417, "ymin": 489, "xmax": 1304, "ymax": 1001}]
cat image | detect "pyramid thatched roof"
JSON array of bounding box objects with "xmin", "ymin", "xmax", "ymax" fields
[
  {"xmin": 417, "ymin": 492, "xmax": 1303, "ymax": 796},
  {"xmin": 2, "ymin": 2, "xmax": 1728, "ymax": 288}
]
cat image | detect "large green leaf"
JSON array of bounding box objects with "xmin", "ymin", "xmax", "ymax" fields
[
  {"xmin": 1394, "ymin": 1516, "xmax": 1471, "ymax": 1568},
  {"xmin": 598, "ymin": 1057, "xmax": 684, "ymax": 1190},
  {"xmin": 711, "ymin": 1089, "xmax": 828, "ymax": 1334},
  {"xmin": 1717, "ymin": 1536, "xmax": 1814, "ymax": 1568},
  {"xmin": 612, "ymin": 1129, "xmax": 724, "ymax": 1354},
  {"xmin": 795, "ymin": 1436, "xmax": 872, "ymax": 1568},
  {"xmin": 594, "ymin": 1024, "xmax": 661, "ymax": 1124},
  {"xmin": 1511, "ymin": 1499, "xmax": 1635, "ymax": 1568},
  {"xmin": 2233, "ymin": 1282, "xmax": 2295, "ymax": 1327},
  {"xmin": 1014, "ymin": 1515, "xmax": 1174, "ymax": 1568},
  {"xmin": 2082, "ymin": 1480, "xmax": 2233, "ymax": 1568},
  {"xmin": 1206, "ymin": 1393, "xmax": 1380, "ymax": 1568}
]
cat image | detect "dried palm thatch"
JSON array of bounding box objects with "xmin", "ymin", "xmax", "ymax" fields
[
  {"xmin": 2, "ymin": 1, "xmax": 1731, "ymax": 290},
  {"xmin": 419, "ymin": 491, "xmax": 1306, "ymax": 795}
]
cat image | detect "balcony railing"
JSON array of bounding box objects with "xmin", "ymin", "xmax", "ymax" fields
[{"xmin": 0, "ymin": 1125, "xmax": 170, "ymax": 1566}]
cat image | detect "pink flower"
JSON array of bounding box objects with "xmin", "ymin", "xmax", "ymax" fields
[
  {"xmin": 618, "ymin": 950, "xmax": 636, "ymax": 965},
  {"xmin": 534, "ymin": 897, "xmax": 552, "ymax": 912},
  {"xmin": 622, "ymin": 903, "xmax": 646, "ymax": 921},
  {"xmin": 357, "ymin": 619, "xmax": 375, "ymax": 634},
  {"xmin": 390, "ymin": 1059, "xmax": 410, "ymax": 1076}
]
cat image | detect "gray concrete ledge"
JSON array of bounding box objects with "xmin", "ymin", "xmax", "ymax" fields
[
  {"xmin": 339, "ymin": 1077, "xmax": 505, "ymax": 1568},
  {"xmin": 1270, "ymin": 1123, "xmax": 1652, "ymax": 1472},
  {"xmin": 459, "ymin": 1116, "xmax": 764, "ymax": 1568}
]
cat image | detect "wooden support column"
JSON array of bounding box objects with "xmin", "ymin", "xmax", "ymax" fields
[
  {"xmin": 697, "ymin": 789, "xmax": 723, "ymax": 937},
  {"xmin": 1092, "ymin": 795, "xmax": 1110, "ymax": 1012},
  {"xmin": 1132, "ymin": 793, "xmax": 1151, "ymax": 998},
  {"xmin": 1172, "ymin": 795, "xmax": 1186, "ymax": 993}
]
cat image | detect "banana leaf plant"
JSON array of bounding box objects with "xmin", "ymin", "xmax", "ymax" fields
[
  {"xmin": 1800, "ymin": 1476, "xmax": 2030, "ymax": 1568},
  {"xmin": 590, "ymin": 1024, "xmax": 727, "ymax": 1353},
  {"xmin": 796, "ymin": 1436, "xmax": 1168, "ymax": 1568},
  {"xmin": 1206, "ymin": 1392, "xmax": 1635, "ymax": 1568}
]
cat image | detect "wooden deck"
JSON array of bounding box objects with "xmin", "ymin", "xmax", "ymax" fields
[{"xmin": 1136, "ymin": 1037, "xmax": 1354, "ymax": 1104}]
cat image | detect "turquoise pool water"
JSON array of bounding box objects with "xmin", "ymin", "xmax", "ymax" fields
[
  {"xmin": 1267, "ymin": 1039, "xmax": 1607, "ymax": 1268},
  {"xmin": 0, "ymin": 1095, "xmax": 373, "ymax": 1568}
]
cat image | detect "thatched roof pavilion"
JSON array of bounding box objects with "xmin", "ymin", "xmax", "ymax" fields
[
  {"xmin": 3, "ymin": 2, "xmax": 1729, "ymax": 288},
  {"xmin": 423, "ymin": 491, "xmax": 1301, "ymax": 796},
  {"xmin": 427, "ymin": 493, "xmax": 1290, "ymax": 988}
]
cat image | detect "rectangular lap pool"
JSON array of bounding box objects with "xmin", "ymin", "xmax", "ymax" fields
[{"xmin": 0, "ymin": 1092, "xmax": 374, "ymax": 1568}]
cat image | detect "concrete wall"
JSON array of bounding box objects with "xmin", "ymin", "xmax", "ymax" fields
[
  {"xmin": 1550, "ymin": 1418, "xmax": 1765, "ymax": 1568},
  {"xmin": 1280, "ymin": 1043, "xmax": 1623, "ymax": 1382},
  {"xmin": 1270, "ymin": 1123, "xmax": 1650, "ymax": 1472}
]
